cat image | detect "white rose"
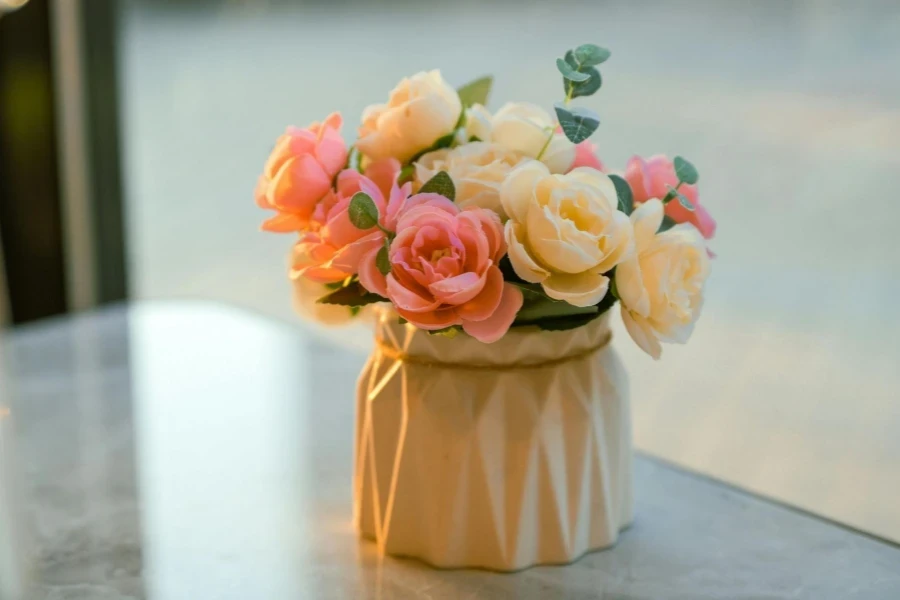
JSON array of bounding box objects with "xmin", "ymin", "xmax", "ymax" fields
[
  {"xmin": 501, "ymin": 161, "xmax": 633, "ymax": 307},
  {"xmin": 415, "ymin": 142, "xmax": 528, "ymax": 217},
  {"xmin": 357, "ymin": 70, "xmax": 462, "ymax": 163},
  {"xmin": 490, "ymin": 102, "xmax": 575, "ymax": 173},
  {"xmin": 615, "ymin": 199, "xmax": 711, "ymax": 359}
]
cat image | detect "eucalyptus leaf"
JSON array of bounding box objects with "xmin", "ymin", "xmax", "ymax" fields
[
  {"xmin": 563, "ymin": 67, "xmax": 602, "ymax": 99},
  {"xmin": 572, "ymin": 44, "xmax": 611, "ymax": 67},
  {"xmin": 608, "ymin": 174, "xmax": 633, "ymax": 215},
  {"xmin": 457, "ymin": 76, "xmax": 493, "ymax": 109},
  {"xmin": 428, "ymin": 326, "xmax": 461, "ymax": 338},
  {"xmin": 554, "ymin": 103, "xmax": 600, "ymax": 144},
  {"xmin": 348, "ymin": 193, "xmax": 379, "ymax": 229},
  {"xmin": 376, "ymin": 241, "xmax": 391, "ymax": 275},
  {"xmin": 556, "ymin": 57, "xmax": 590, "ymax": 82},
  {"xmin": 419, "ymin": 171, "xmax": 456, "ymax": 201},
  {"xmin": 658, "ymin": 215, "xmax": 677, "ymax": 233},
  {"xmin": 317, "ymin": 281, "xmax": 383, "ymax": 307},
  {"xmin": 664, "ymin": 185, "xmax": 695, "ymax": 211},
  {"xmin": 673, "ymin": 156, "xmax": 699, "ymax": 185}
]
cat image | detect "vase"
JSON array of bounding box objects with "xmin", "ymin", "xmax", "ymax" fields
[{"xmin": 353, "ymin": 308, "xmax": 633, "ymax": 571}]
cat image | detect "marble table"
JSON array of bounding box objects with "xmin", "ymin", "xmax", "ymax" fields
[{"xmin": 1, "ymin": 302, "xmax": 898, "ymax": 600}]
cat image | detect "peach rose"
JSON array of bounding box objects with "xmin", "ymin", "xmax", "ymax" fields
[
  {"xmin": 624, "ymin": 155, "xmax": 716, "ymax": 239},
  {"xmin": 255, "ymin": 113, "xmax": 348, "ymax": 233},
  {"xmin": 415, "ymin": 142, "xmax": 527, "ymax": 218},
  {"xmin": 357, "ymin": 70, "xmax": 462, "ymax": 163},
  {"xmin": 501, "ymin": 161, "xmax": 633, "ymax": 307},
  {"xmin": 290, "ymin": 159, "xmax": 406, "ymax": 284},
  {"xmin": 358, "ymin": 195, "xmax": 524, "ymax": 343}
]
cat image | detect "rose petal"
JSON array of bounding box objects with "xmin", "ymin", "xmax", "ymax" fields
[
  {"xmin": 455, "ymin": 266, "xmax": 503, "ymax": 322},
  {"xmin": 428, "ymin": 271, "xmax": 486, "ymax": 305},
  {"xmin": 504, "ymin": 222, "xmax": 549, "ymax": 283},
  {"xmin": 541, "ymin": 270, "xmax": 610, "ymax": 308},
  {"xmin": 500, "ymin": 161, "xmax": 548, "ymax": 224},
  {"xmin": 397, "ymin": 307, "xmax": 461, "ymax": 331},
  {"xmin": 621, "ymin": 306, "xmax": 662, "ymax": 360},
  {"xmin": 358, "ymin": 246, "xmax": 388, "ymax": 297},
  {"xmin": 461, "ymin": 282, "xmax": 523, "ymax": 343}
]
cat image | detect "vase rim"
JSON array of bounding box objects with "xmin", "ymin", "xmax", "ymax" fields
[{"xmin": 373, "ymin": 307, "xmax": 613, "ymax": 368}]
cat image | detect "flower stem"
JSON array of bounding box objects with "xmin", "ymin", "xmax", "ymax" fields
[{"xmin": 535, "ymin": 126, "xmax": 556, "ymax": 161}]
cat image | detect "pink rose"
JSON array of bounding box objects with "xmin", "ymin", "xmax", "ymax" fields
[
  {"xmin": 570, "ymin": 141, "xmax": 606, "ymax": 172},
  {"xmin": 290, "ymin": 159, "xmax": 406, "ymax": 284},
  {"xmin": 359, "ymin": 196, "xmax": 524, "ymax": 343},
  {"xmin": 624, "ymin": 155, "xmax": 716, "ymax": 239},
  {"xmin": 255, "ymin": 113, "xmax": 348, "ymax": 233}
]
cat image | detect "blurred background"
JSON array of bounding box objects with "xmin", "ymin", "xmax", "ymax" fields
[{"xmin": 1, "ymin": 0, "xmax": 899, "ymax": 541}]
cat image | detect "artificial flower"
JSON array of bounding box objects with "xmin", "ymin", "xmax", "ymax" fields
[
  {"xmin": 624, "ymin": 154, "xmax": 716, "ymax": 239},
  {"xmin": 255, "ymin": 113, "xmax": 347, "ymax": 232},
  {"xmin": 463, "ymin": 102, "xmax": 575, "ymax": 173},
  {"xmin": 615, "ymin": 199, "xmax": 711, "ymax": 359},
  {"xmin": 415, "ymin": 142, "xmax": 527, "ymax": 218},
  {"xmin": 290, "ymin": 159, "xmax": 407, "ymax": 284},
  {"xmin": 501, "ymin": 161, "xmax": 633, "ymax": 307},
  {"xmin": 358, "ymin": 195, "xmax": 523, "ymax": 343},
  {"xmin": 357, "ymin": 70, "xmax": 462, "ymax": 163}
]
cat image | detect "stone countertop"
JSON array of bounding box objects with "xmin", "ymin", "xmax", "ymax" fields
[{"xmin": 1, "ymin": 302, "xmax": 899, "ymax": 599}]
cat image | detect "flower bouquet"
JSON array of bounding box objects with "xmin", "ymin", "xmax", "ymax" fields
[{"xmin": 255, "ymin": 44, "xmax": 715, "ymax": 571}]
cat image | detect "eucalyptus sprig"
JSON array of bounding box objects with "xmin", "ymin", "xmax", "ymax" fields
[
  {"xmin": 660, "ymin": 155, "xmax": 699, "ymax": 211},
  {"xmin": 546, "ymin": 43, "xmax": 610, "ymax": 152}
]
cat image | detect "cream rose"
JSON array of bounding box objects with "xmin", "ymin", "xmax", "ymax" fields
[
  {"xmin": 357, "ymin": 70, "xmax": 462, "ymax": 163},
  {"xmin": 615, "ymin": 199, "xmax": 711, "ymax": 359},
  {"xmin": 415, "ymin": 142, "xmax": 527, "ymax": 217},
  {"xmin": 466, "ymin": 102, "xmax": 575, "ymax": 173},
  {"xmin": 500, "ymin": 161, "xmax": 633, "ymax": 307}
]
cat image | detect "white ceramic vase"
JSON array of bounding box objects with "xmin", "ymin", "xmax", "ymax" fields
[{"xmin": 354, "ymin": 309, "xmax": 633, "ymax": 572}]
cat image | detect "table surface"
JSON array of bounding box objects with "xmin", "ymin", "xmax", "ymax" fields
[{"xmin": 1, "ymin": 302, "xmax": 899, "ymax": 600}]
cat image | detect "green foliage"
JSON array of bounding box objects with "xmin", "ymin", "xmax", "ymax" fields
[
  {"xmin": 348, "ymin": 193, "xmax": 379, "ymax": 229},
  {"xmin": 561, "ymin": 49, "xmax": 603, "ymax": 99},
  {"xmin": 376, "ymin": 239, "xmax": 392, "ymax": 275},
  {"xmin": 673, "ymin": 156, "xmax": 699, "ymax": 185},
  {"xmin": 398, "ymin": 164, "xmax": 415, "ymax": 184},
  {"xmin": 317, "ymin": 281, "xmax": 383, "ymax": 307},
  {"xmin": 554, "ymin": 103, "xmax": 600, "ymax": 144},
  {"xmin": 419, "ymin": 171, "xmax": 456, "ymax": 201},
  {"xmin": 664, "ymin": 185, "xmax": 695, "ymax": 211},
  {"xmin": 556, "ymin": 57, "xmax": 590, "ymax": 82},
  {"xmin": 457, "ymin": 76, "xmax": 493, "ymax": 109},
  {"xmin": 609, "ymin": 174, "xmax": 633, "ymax": 215},
  {"xmin": 658, "ymin": 215, "xmax": 677, "ymax": 233},
  {"xmin": 572, "ymin": 44, "xmax": 611, "ymax": 67},
  {"xmin": 408, "ymin": 132, "xmax": 456, "ymax": 163},
  {"xmin": 428, "ymin": 326, "xmax": 461, "ymax": 338}
]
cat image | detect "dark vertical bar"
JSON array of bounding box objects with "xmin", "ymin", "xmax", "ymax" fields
[
  {"xmin": 80, "ymin": 0, "xmax": 128, "ymax": 303},
  {"xmin": 0, "ymin": 0, "xmax": 68, "ymax": 323}
]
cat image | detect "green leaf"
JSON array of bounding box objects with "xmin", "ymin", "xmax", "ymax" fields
[
  {"xmin": 457, "ymin": 76, "xmax": 493, "ymax": 109},
  {"xmin": 562, "ymin": 51, "xmax": 602, "ymax": 99},
  {"xmin": 317, "ymin": 281, "xmax": 383, "ymax": 307},
  {"xmin": 658, "ymin": 215, "xmax": 677, "ymax": 233},
  {"xmin": 563, "ymin": 67, "xmax": 602, "ymax": 99},
  {"xmin": 398, "ymin": 164, "xmax": 415, "ymax": 184},
  {"xmin": 376, "ymin": 240, "xmax": 391, "ymax": 275},
  {"xmin": 572, "ymin": 44, "xmax": 611, "ymax": 67},
  {"xmin": 419, "ymin": 171, "xmax": 456, "ymax": 201},
  {"xmin": 556, "ymin": 57, "xmax": 590, "ymax": 82},
  {"xmin": 533, "ymin": 311, "xmax": 604, "ymax": 331},
  {"xmin": 664, "ymin": 185, "xmax": 695, "ymax": 211},
  {"xmin": 608, "ymin": 174, "xmax": 633, "ymax": 215},
  {"xmin": 554, "ymin": 103, "xmax": 600, "ymax": 144},
  {"xmin": 348, "ymin": 193, "xmax": 379, "ymax": 229},
  {"xmin": 673, "ymin": 156, "xmax": 699, "ymax": 185},
  {"xmin": 408, "ymin": 132, "xmax": 456, "ymax": 163}
]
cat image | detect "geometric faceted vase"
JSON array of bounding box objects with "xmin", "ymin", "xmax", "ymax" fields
[{"xmin": 354, "ymin": 308, "xmax": 633, "ymax": 571}]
